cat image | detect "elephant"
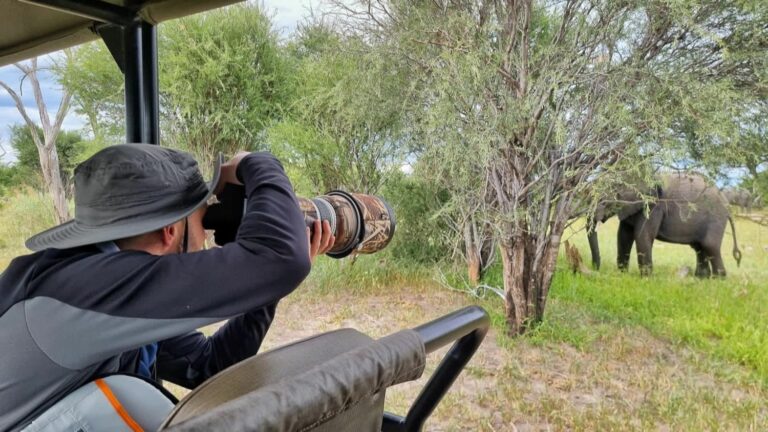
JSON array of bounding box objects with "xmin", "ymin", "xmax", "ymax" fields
[
  {"xmin": 722, "ymin": 187, "xmax": 762, "ymax": 214},
  {"xmin": 587, "ymin": 173, "xmax": 742, "ymax": 277}
]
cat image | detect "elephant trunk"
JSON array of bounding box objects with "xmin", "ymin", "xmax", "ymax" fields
[{"xmin": 587, "ymin": 219, "xmax": 601, "ymax": 270}]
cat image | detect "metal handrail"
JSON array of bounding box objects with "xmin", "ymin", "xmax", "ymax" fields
[{"xmin": 382, "ymin": 306, "xmax": 490, "ymax": 432}]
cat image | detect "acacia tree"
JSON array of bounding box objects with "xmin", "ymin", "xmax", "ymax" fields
[
  {"xmin": 414, "ymin": 147, "xmax": 496, "ymax": 284},
  {"xmin": 160, "ymin": 4, "xmax": 293, "ymax": 167},
  {"xmin": 276, "ymin": 23, "xmax": 493, "ymax": 277},
  {"xmin": 268, "ymin": 24, "xmax": 407, "ymax": 195},
  {"xmin": 58, "ymin": 4, "xmax": 291, "ymax": 170},
  {"xmin": 675, "ymin": 20, "xmax": 767, "ymax": 185},
  {"xmin": 338, "ymin": 0, "xmax": 764, "ymax": 334},
  {"xmin": 57, "ymin": 43, "xmax": 124, "ymax": 142},
  {"xmin": 0, "ymin": 57, "xmax": 72, "ymax": 223},
  {"xmin": 9, "ymin": 125, "xmax": 84, "ymax": 188}
]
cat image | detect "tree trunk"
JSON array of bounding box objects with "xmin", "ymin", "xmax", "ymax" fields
[
  {"xmin": 467, "ymin": 249, "xmax": 481, "ymax": 285},
  {"xmin": 86, "ymin": 110, "xmax": 103, "ymax": 143},
  {"xmin": 1, "ymin": 58, "xmax": 72, "ymax": 224},
  {"xmin": 464, "ymin": 222, "xmax": 481, "ymax": 284},
  {"xmin": 39, "ymin": 143, "xmax": 69, "ymax": 223},
  {"xmin": 479, "ymin": 233, "xmax": 495, "ymax": 273},
  {"xmin": 500, "ymin": 229, "xmax": 562, "ymax": 335},
  {"xmin": 500, "ymin": 233, "xmax": 529, "ymax": 335},
  {"xmin": 587, "ymin": 218, "xmax": 601, "ymax": 270},
  {"xmin": 464, "ymin": 217, "xmax": 495, "ymax": 284},
  {"xmin": 533, "ymin": 234, "xmax": 560, "ymax": 319}
]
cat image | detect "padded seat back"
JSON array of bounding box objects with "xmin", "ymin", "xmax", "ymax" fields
[{"xmin": 160, "ymin": 329, "xmax": 425, "ymax": 432}]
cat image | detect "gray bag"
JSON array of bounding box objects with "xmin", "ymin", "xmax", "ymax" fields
[{"xmin": 22, "ymin": 375, "xmax": 174, "ymax": 432}]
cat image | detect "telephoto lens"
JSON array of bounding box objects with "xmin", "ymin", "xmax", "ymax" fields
[
  {"xmin": 203, "ymin": 184, "xmax": 396, "ymax": 258},
  {"xmin": 297, "ymin": 192, "xmax": 395, "ymax": 258}
]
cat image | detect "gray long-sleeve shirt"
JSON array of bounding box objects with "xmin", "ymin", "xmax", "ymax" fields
[{"xmin": 0, "ymin": 152, "xmax": 311, "ymax": 431}]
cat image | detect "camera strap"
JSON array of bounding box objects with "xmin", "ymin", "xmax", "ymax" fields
[{"xmin": 182, "ymin": 217, "xmax": 189, "ymax": 253}]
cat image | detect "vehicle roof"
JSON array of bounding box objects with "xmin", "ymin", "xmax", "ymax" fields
[{"xmin": 0, "ymin": 0, "xmax": 240, "ymax": 67}]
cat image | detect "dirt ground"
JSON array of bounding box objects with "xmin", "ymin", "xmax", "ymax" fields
[{"xmin": 177, "ymin": 284, "xmax": 766, "ymax": 431}]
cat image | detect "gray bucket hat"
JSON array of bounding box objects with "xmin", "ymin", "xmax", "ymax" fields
[{"xmin": 26, "ymin": 144, "xmax": 221, "ymax": 251}]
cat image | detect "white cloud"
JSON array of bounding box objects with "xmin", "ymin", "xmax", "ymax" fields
[{"xmin": 262, "ymin": 0, "xmax": 322, "ymax": 35}]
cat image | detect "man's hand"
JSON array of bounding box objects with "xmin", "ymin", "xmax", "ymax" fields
[
  {"xmin": 215, "ymin": 151, "xmax": 250, "ymax": 194},
  {"xmin": 308, "ymin": 220, "xmax": 334, "ymax": 264}
]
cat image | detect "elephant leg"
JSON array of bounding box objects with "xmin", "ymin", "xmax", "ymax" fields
[
  {"xmin": 699, "ymin": 222, "xmax": 728, "ymax": 278},
  {"xmin": 636, "ymin": 237, "xmax": 654, "ymax": 277},
  {"xmin": 692, "ymin": 244, "xmax": 711, "ymax": 278},
  {"xmin": 710, "ymin": 252, "xmax": 726, "ymax": 278},
  {"xmin": 702, "ymin": 239, "xmax": 726, "ymax": 278},
  {"xmin": 634, "ymin": 208, "xmax": 663, "ymax": 277},
  {"xmin": 617, "ymin": 221, "xmax": 634, "ymax": 272}
]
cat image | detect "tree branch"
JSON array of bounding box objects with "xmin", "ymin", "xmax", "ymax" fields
[
  {"xmin": 0, "ymin": 80, "xmax": 44, "ymax": 148},
  {"xmin": 50, "ymin": 91, "xmax": 73, "ymax": 149}
]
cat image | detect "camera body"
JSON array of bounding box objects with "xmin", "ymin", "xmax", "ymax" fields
[{"xmin": 203, "ymin": 184, "xmax": 395, "ymax": 258}]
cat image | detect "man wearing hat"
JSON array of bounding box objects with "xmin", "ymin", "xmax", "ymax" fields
[{"xmin": 0, "ymin": 144, "xmax": 333, "ymax": 431}]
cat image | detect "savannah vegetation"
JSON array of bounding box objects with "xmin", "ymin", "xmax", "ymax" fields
[{"xmin": 0, "ymin": 1, "xmax": 766, "ymax": 429}]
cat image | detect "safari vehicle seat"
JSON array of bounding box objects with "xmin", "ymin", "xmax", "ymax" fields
[
  {"xmin": 160, "ymin": 306, "xmax": 489, "ymax": 432},
  {"xmin": 160, "ymin": 329, "xmax": 424, "ymax": 431}
]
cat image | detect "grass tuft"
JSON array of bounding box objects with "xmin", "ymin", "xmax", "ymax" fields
[{"xmin": 0, "ymin": 188, "xmax": 57, "ymax": 267}]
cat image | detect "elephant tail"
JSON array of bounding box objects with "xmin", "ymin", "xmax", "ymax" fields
[{"xmin": 728, "ymin": 215, "xmax": 742, "ymax": 267}]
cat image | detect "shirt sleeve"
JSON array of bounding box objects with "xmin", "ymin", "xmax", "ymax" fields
[
  {"xmin": 24, "ymin": 152, "xmax": 311, "ymax": 370},
  {"xmin": 155, "ymin": 303, "xmax": 277, "ymax": 389}
]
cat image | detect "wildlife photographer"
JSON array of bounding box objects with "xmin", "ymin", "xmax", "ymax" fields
[{"xmin": 0, "ymin": 144, "xmax": 334, "ymax": 431}]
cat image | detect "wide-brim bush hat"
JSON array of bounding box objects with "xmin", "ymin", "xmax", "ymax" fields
[{"xmin": 26, "ymin": 144, "xmax": 221, "ymax": 251}]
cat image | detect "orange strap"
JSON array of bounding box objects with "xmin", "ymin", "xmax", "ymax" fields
[{"xmin": 94, "ymin": 378, "xmax": 145, "ymax": 432}]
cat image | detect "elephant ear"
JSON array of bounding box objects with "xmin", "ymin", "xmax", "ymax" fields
[
  {"xmin": 617, "ymin": 180, "xmax": 662, "ymax": 220},
  {"xmin": 617, "ymin": 200, "xmax": 645, "ymax": 221}
]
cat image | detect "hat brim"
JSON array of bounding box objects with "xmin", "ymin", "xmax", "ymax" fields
[{"xmin": 25, "ymin": 154, "xmax": 223, "ymax": 252}]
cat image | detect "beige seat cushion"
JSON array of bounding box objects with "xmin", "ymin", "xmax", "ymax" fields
[
  {"xmin": 161, "ymin": 329, "xmax": 425, "ymax": 432},
  {"xmin": 161, "ymin": 328, "xmax": 374, "ymax": 428}
]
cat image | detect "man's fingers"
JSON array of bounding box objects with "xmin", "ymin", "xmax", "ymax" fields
[
  {"xmin": 321, "ymin": 220, "xmax": 333, "ymax": 252},
  {"xmin": 308, "ymin": 220, "xmax": 335, "ymax": 261},
  {"xmin": 313, "ymin": 220, "xmax": 322, "ymax": 247}
]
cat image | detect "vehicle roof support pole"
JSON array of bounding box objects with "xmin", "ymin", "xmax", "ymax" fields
[
  {"xmin": 25, "ymin": 1, "xmax": 159, "ymax": 144},
  {"xmin": 121, "ymin": 20, "xmax": 159, "ymax": 145},
  {"xmin": 140, "ymin": 22, "xmax": 159, "ymax": 145},
  {"xmin": 123, "ymin": 21, "xmax": 143, "ymax": 143}
]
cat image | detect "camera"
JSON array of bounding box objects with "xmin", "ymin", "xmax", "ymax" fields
[{"xmin": 203, "ymin": 184, "xmax": 396, "ymax": 258}]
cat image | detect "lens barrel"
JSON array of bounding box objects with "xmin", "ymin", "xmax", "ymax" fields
[
  {"xmin": 298, "ymin": 191, "xmax": 396, "ymax": 258},
  {"xmin": 203, "ymin": 184, "xmax": 395, "ymax": 258}
]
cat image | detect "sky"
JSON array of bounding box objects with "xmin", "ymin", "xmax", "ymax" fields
[{"xmin": 0, "ymin": 0, "xmax": 320, "ymax": 162}]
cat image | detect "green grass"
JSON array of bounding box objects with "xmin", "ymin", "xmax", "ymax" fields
[
  {"xmin": 553, "ymin": 270, "xmax": 768, "ymax": 382},
  {"xmin": 0, "ymin": 189, "xmax": 58, "ymax": 268},
  {"xmin": 549, "ymin": 216, "xmax": 768, "ymax": 385},
  {"xmin": 303, "ymin": 252, "xmax": 435, "ymax": 297}
]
